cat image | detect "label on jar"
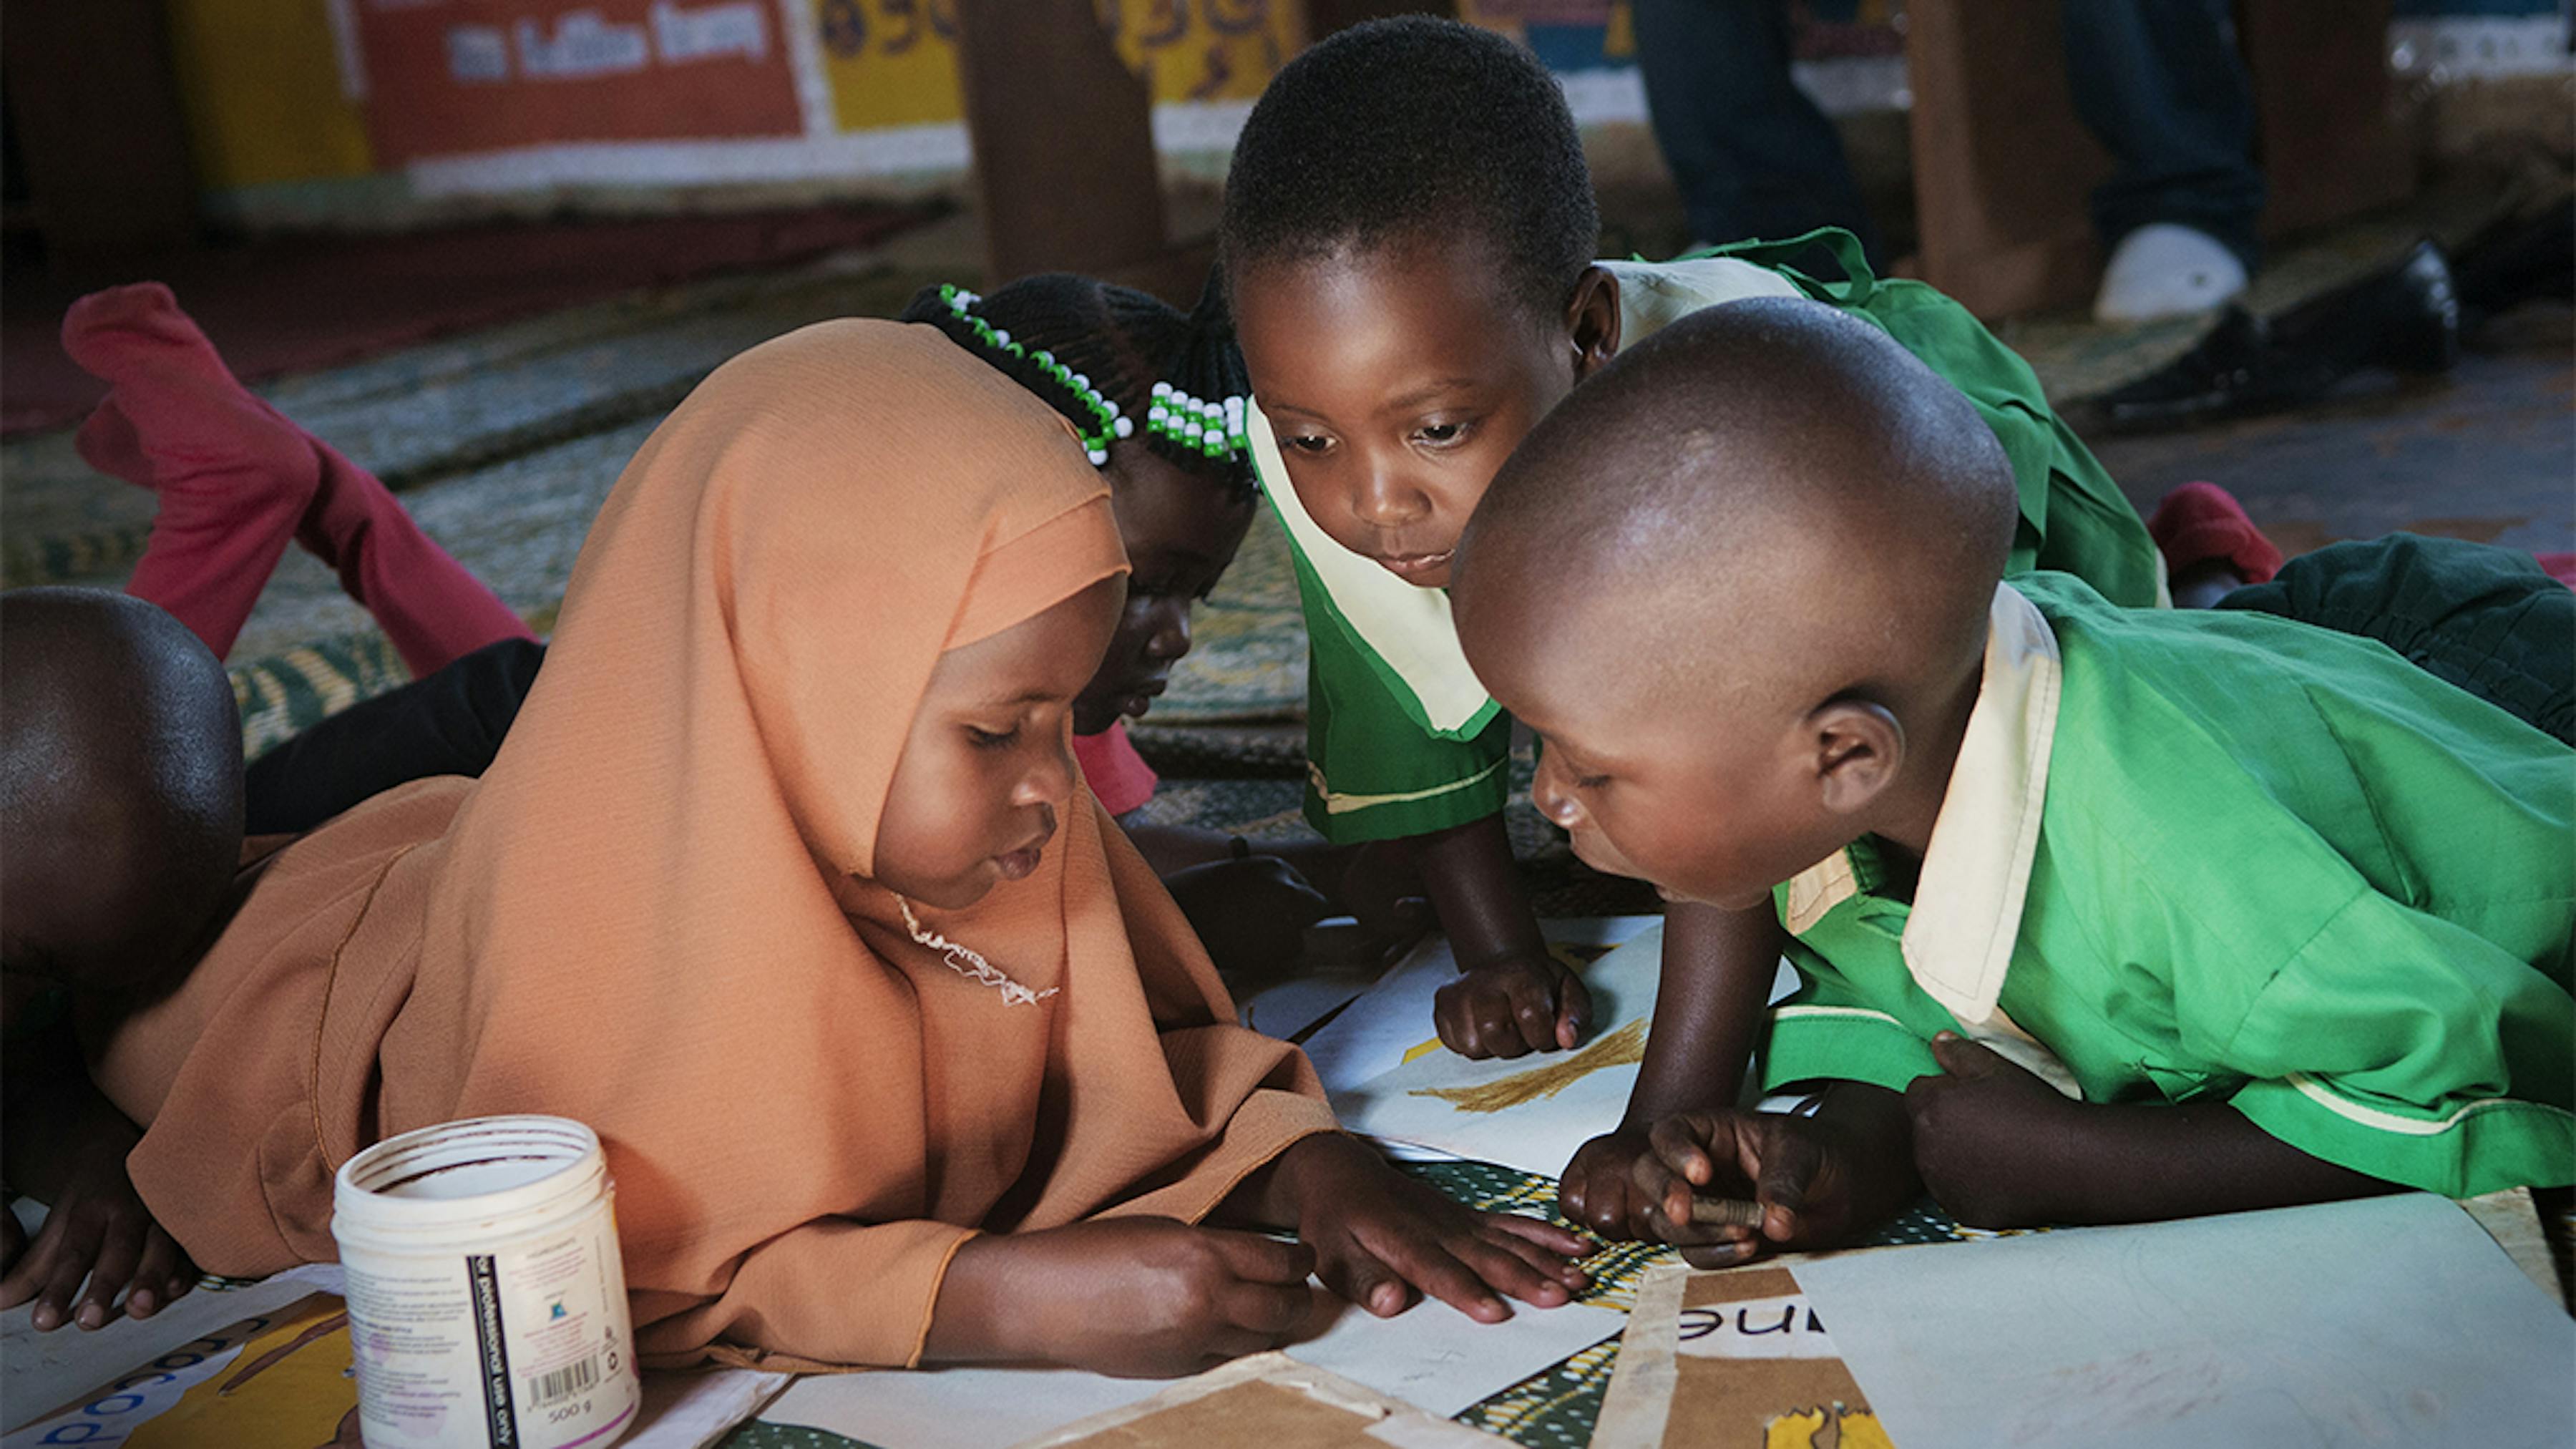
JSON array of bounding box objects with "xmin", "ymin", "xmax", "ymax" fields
[{"xmin": 342, "ymin": 1199, "xmax": 638, "ymax": 1449}]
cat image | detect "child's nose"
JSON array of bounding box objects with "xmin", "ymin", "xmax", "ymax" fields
[
  {"xmin": 1146, "ymin": 602, "xmax": 1191, "ymax": 660},
  {"xmin": 1351, "ymin": 459, "xmax": 1429, "ymax": 529},
  {"xmin": 1020, "ymin": 737, "xmax": 1077, "ymax": 806},
  {"xmin": 1531, "ymin": 756, "xmax": 1584, "ymax": 829}
]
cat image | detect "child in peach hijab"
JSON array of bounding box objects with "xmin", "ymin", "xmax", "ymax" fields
[{"xmin": 82, "ymin": 318, "xmax": 1587, "ymax": 1374}]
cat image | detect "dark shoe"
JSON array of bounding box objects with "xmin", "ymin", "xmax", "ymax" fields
[
  {"xmin": 2271, "ymin": 238, "xmax": 2460, "ymax": 376},
  {"xmin": 2090, "ymin": 305, "xmax": 2295, "ymax": 429},
  {"xmin": 2086, "ymin": 241, "xmax": 2459, "ymax": 432}
]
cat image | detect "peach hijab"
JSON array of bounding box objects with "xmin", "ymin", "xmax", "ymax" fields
[{"xmin": 94, "ymin": 321, "xmax": 1335, "ymax": 1369}]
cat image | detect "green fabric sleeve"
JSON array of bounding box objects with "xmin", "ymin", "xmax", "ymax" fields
[
  {"xmin": 1761, "ymin": 948, "xmax": 1942, "ymax": 1095},
  {"xmin": 2220, "ymin": 892, "xmax": 2576, "ymax": 1196}
]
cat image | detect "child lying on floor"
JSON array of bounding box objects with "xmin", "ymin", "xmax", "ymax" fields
[
  {"xmin": 0, "ymin": 590, "xmax": 242, "ymax": 1329},
  {"xmin": 1210, "ymin": 22, "xmax": 2165, "ymax": 1233},
  {"xmin": 1450, "ymin": 299, "xmax": 2572, "ymax": 1254},
  {"xmin": 69, "ymin": 321, "xmax": 1592, "ymax": 1373}
]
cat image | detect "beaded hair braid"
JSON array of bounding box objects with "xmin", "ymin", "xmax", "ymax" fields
[{"xmin": 899, "ymin": 273, "xmax": 1257, "ymax": 498}]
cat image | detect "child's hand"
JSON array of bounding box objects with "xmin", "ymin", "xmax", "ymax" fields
[
  {"xmin": 1275, "ymin": 1134, "xmax": 1591, "ymax": 1322},
  {"xmin": 1163, "ymin": 856, "xmax": 1334, "ymax": 981},
  {"xmin": 1556, "ymin": 1126, "xmax": 1663, "ymax": 1240},
  {"xmin": 1904, "ymin": 1033, "xmax": 2079, "ymax": 1228},
  {"xmin": 0, "ymin": 1118, "xmax": 195, "ymax": 1331},
  {"xmin": 933, "ymin": 1218, "xmax": 1320, "ymax": 1378},
  {"xmin": 1434, "ymin": 952, "xmax": 1591, "ymax": 1058},
  {"xmin": 1628, "ymin": 1097, "xmax": 1910, "ymax": 1268}
]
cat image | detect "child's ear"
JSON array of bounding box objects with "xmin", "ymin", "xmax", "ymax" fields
[
  {"xmin": 1564, "ymin": 265, "xmax": 1621, "ymax": 381},
  {"xmin": 1806, "ymin": 700, "xmax": 1904, "ymax": 816}
]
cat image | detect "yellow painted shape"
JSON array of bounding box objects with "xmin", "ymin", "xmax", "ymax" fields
[
  {"xmin": 126, "ymin": 1297, "xmax": 353, "ymax": 1449},
  {"xmin": 163, "ymin": 0, "xmax": 372, "ymax": 188},
  {"xmin": 817, "ymin": 0, "xmax": 1304, "ymax": 135},
  {"xmin": 1763, "ymin": 1405, "xmax": 1892, "ymax": 1449}
]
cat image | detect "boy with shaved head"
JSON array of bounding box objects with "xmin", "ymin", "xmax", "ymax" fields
[
  {"xmin": 1455, "ymin": 300, "xmax": 2572, "ymax": 1254},
  {"xmin": 1, "ymin": 588, "xmax": 241, "ymax": 1327}
]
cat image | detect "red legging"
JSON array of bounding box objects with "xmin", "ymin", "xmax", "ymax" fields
[{"xmin": 62, "ymin": 283, "xmax": 535, "ymax": 673}]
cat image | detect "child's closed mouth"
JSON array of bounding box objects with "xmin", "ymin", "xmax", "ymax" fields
[
  {"xmin": 1118, "ymin": 675, "xmax": 1169, "ymax": 718},
  {"xmin": 1370, "ymin": 548, "xmax": 1453, "ymax": 585}
]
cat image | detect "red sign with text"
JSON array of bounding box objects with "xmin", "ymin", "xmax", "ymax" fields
[{"xmin": 357, "ymin": 0, "xmax": 806, "ymax": 164}]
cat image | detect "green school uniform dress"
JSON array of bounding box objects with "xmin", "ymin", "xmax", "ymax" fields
[
  {"xmin": 1764, "ymin": 572, "xmax": 2576, "ymax": 1197},
  {"xmin": 1252, "ymin": 228, "xmax": 2164, "ymax": 844}
]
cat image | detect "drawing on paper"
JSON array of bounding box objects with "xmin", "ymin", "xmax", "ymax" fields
[{"xmin": 1407, "ymin": 1017, "xmax": 1649, "ymax": 1113}]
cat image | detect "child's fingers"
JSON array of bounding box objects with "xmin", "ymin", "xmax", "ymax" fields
[
  {"xmin": 1377, "ymin": 1236, "xmax": 1511, "ymax": 1322},
  {"xmin": 1317, "ymin": 1244, "xmax": 1413, "ymax": 1317},
  {"xmin": 1645, "ymin": 1113, "xmax": 1729, "ymax": 1191},
  {"xmin": 1929, "ymin": 1031, "xmax": 2005, "ymax": 1078},
  {"xmin": 1472, "ymin": 1221, "xmax": 1590, "ymax": 1294},
  {"xmin": 128, "ymin": 1229, "xmax": 187, "ymax": 1319},
  {"xmin": 1476, "ymin": 1209, "xmax": 1591, "ymax": 1261},
  {"xmin": 1209, "ymin": 1229, "xmax": 1317, "ymax": 1287},
  {"xmin": 1445, "ymin": 1234, "xmax": 1571, "ymax": 1308},
  {"xmin": 1679, "ymin": 1239, "xmax": 1762, "ymax": 1269},
  {"xmin": 77, "ymin": 1216, "xmax": 147, "ymax": 1326},
  {"xmin": 1553, "ymin": 972, "xmax": 1594, "ymax": 1050},
  {"xmin": 1752, "ymin": 1123, "xmax": 1826, "ymax": 1240},
  {"xmin": 1220, "ymin": 1278, "xmax": 1319, "ymax": 1338},
  {"xmin": 34, "ymin": 1215, "xmax": 104, "ymax": 1332},
  {"xmin": 1637, "ymin": 1201, "xmax": 1756, "ymax": 1252}
]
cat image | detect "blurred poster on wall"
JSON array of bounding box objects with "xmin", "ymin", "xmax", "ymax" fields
[{"xmin": 355, "ymin": 1, "xmax": 806, "ymax": 163}]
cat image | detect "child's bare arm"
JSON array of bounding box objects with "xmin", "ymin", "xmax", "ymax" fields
[
  {"xmin": 0, "ymin": 1018, "xmax": 195, "ymax": 1330},
  {"xmin": 1418, "ymin": 814, "xmax": 1582, "ymax": 1058},
  {"xmin": 1561, "ymin": 902, "xmax": 1784, "ymax": 1238},
  {"xmin": 1906, "ymin": 1035, "xmax": 2397, "ymax": 1227}
]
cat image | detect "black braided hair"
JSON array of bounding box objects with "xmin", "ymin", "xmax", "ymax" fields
[
  {"xmin": 899, "ymin": 273, "xmax": 1257, "ymax": 499},
  {"xmin": 1217, "ymin": 16, "xmax": 1598, "ymax": 323}
]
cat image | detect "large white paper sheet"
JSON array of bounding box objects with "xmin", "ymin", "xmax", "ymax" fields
[
  {"xmin": 758, "ymin": 1287, "xmax": 1624, "ymax": 1446},
  {"xmin": 1299, "ymin": 917, "xmax": 1661, "ymax": 1096},
  {"xmin": 1792, "ymin": 1192, "xmax": 2576, "ymax": 1449}
]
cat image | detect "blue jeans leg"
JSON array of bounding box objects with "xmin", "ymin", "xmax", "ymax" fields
[
  {"xmin": 2062, "ymin": 0, "xmax": 2266, "ymax": 269},
  {"xmin": 1632, "ymin": 0, "xmax": 1880, "ymax": 262}
]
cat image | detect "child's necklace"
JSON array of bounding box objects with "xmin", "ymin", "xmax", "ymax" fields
[{"xmin": 895, "ymin": 897, "xmax": 1060, "ymax": 1008}]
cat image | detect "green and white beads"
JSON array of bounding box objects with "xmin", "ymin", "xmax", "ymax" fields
[
  {"xmin": 937, "ymin": 283, "xmax": 1246, "ymax": 470},
  {"xmin": 938, "ymin": 283, "xmax": 1129, "ymax": 466},
  {"xmin": 1145, "ymin": 382, "xmax": 1248, "ymax": 464}
]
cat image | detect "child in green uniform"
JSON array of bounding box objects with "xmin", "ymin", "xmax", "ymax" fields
[
  {"xmin": 1215, "ymin": 16, "xmax": 2163, "ymax": 1225},
  {"xmin": 1452, "ymin": 299, "xmax": 2572, "ymax": 1251}
]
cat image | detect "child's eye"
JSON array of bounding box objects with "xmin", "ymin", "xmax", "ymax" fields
[
  {"xmin": 1416, "ymin": 421, "xmax": 1468, "ymax": 445},
  {"xmin": 1283, "ymin": 433, "xmax": 1334, "ymax": 455},
  {"xmin": 1572, "ymin": 773, "xmax": 1611, "ymax": 791},
  {"xmin": 967, "ymin": 726, "xmax": 1019, "ymax": 750}
]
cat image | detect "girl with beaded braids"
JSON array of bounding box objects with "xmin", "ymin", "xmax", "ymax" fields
[{"xmin": 900, "ymin": 274, "xmax": 1413, "ymax": 982}]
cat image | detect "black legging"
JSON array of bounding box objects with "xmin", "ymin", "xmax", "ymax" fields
[{"xmin": 242, "ymin": 637, "xmax": 545, "ymax": 834}]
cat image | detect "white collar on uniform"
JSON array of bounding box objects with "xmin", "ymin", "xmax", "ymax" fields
[
  {"xmin": 1242, "ymin": 258, "xmax": 1807, "ymax": 738},
  {"xmin": 1781, "ymin": 580, "xmax": 2064, "ymax": 1027},
  {"xmin": 1249, "ymin": 407, "xmax": 1496, "ymax": 736}
]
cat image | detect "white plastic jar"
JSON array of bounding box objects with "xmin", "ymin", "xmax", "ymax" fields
[{"xmin": 332, "ymin": 1115, "xmax": 642, "ymax": 1449}]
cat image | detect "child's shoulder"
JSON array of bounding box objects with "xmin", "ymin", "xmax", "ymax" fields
[{"xmin": 2021, "ymin": 573, "xmax": 2572, "ymax": 903}]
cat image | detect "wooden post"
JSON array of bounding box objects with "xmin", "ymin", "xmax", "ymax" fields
[
  {"xmin": 952, "ymin": 0, "xmax": 1170, "ymax": 288},
  {"xmin": 1, "ymin": 0, "xmax": 200, "ymax": 272},
  {"xmin": 2240, "ymin": 0, "xmax": 2411, "ymax": 237},
  {"xmin": 1903, "ymin": 0, "xmax": 2110, "ymax": 318}
]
